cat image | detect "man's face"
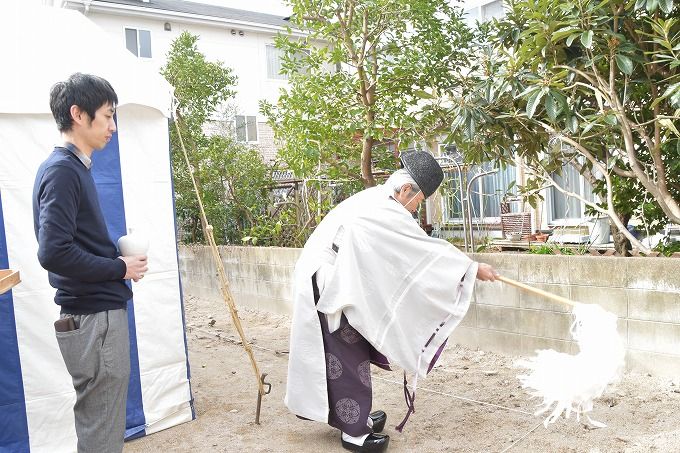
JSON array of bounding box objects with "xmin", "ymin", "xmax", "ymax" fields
[
  {"xmin": 394, "ymin": 184, "xmax": 425, "ymax": 213},
  {"xmin": 80, "ymin": 103, "xmax": 117, "ymax": 151}
]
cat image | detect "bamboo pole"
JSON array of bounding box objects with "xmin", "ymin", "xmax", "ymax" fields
[{"xmin": 173, "ymin": 116, "xmax": 269, "ymax": 419}]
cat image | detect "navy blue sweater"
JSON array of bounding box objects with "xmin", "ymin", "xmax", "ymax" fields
[{"xmin": 33, "ymin": 146, "xmax": 131, "ymax": 314}]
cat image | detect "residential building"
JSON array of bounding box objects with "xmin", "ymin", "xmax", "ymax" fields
[
  {"xmin": 58, "ymin": 0, "xmax": 304, "ymax": 163},
  {"xmin": 54, "ymin": 0, "xmax": 608, "ymax": 243},
  {"xmin": 433, "ymin": 0, "xmax": 603, "ymax": 247},
  {"xmin": 462, "ymin": 0, "xmax": 505, "ymax": 26}
]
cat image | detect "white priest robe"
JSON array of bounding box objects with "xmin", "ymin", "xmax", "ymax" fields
[{"xmin": 285, "ymin": 184, "xmax": 478, "ymax": 423}]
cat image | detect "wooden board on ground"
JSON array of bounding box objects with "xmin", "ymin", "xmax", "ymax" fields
[{"xmin": 492, "ymin": 239, "xmax": 615, "ymax": 253}]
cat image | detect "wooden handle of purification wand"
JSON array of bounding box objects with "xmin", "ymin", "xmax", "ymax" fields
[{"xmin": 496, "ymin": 275, "xmax": 577, "ymax": 307}]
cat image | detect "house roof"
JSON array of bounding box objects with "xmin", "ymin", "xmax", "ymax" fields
[{"xmin": 66, "ymin": 0, "xmax": 293, "ymax": 30}]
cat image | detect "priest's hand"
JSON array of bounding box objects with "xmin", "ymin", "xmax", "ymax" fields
[{"xmin": 476, "ymin": 263, "xmax": 498, "ymax": 281}]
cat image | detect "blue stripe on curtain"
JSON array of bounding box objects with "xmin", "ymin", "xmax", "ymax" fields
[
  {"xmin": 0, "ymin": 191, "xmax": 30, "ymax": 453},
  {"xmin": 91, "ymin": 118, "xmax": 146, "ymax": 439}
]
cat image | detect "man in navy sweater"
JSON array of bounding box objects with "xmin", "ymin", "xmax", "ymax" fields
[{"xmin": 33, "ymin": 73, "xmax": 148, "ymax": 453}]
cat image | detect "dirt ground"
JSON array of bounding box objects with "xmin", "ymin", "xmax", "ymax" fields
[{"xmin": 125, "ymin": 296, "xmax": 680, "ymax": 453}]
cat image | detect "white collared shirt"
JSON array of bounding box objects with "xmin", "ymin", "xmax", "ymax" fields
[{"xmin": 64, "ymin": 143, "xmax": 92, "ymax": 169}]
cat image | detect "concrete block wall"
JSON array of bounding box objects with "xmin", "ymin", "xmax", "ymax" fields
[
  {"xmin": 457, "ymin": 253, "xmax": 680, "ymax": 376},
  {"xmin": 179, "ymin": 245, "xmax": 300, "ymax": 315},
  {"xmin": 178, "ymin": 246, "xmax": 680, "ymax": 376}
]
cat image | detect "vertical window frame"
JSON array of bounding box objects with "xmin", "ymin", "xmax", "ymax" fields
[
  {"xmin": 266, "ymin": 44, "xmax": 288, "ymax": 80},
  {"xmin": 546, "ymin": 163, "xmax": 597, "ymax": 226},
  {"xmin": 124, "ymin": 26, "xmax": 153, "ymax": 59},
  {"xmin": 234, "ymin": 115, "xmax": 259, "ymax": 143},
  {"xmin": 266, "ymin": 43, "xmax": 309, "ymax": 80}
]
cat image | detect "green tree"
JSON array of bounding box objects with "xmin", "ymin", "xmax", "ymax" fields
[
  {"xmin": 261, "ymin": 0, "xmax": 473, "ymax": 188},
  {"xmin": 448, "ymin": 0, "xmax": 680, "ymax": 253},
  {"xmin": 162, "ymin": 31, "xmax": 274, "ymax": 244}
]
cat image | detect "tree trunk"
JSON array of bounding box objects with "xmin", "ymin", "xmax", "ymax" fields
[
  {"xmin": 611, "ymin": 212, "xmax": 632, "ymax": 256},
  {"xmin": 191, "ymin": 216, "xmax": 200, "ymax": 243},
  {"xmin": 361, "ymin": 136, "xmax": 375, "ymax": 188}
]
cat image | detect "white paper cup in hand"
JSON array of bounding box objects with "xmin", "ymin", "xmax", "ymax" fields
[{"xmin": 117, "ymin": 229, "xmax": 149, "ymax": 256}]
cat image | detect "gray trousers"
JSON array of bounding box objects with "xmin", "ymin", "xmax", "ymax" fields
[{"xmin": 56, "ymin": 309, "xmax": 130, "ymax": 453}]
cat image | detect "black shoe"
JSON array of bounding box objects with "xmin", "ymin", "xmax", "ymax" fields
[
  {"xmin": 341, "ymin": 433, "xmax": 390, "ymax": 452},
  {"xmin": 369, "ymin": 410, "xmax": 387, "ymax": 433}
]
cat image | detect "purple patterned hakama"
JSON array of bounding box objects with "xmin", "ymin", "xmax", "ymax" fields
[{"xmin": 313, "ymin": 274, "xmax": 390, "ymax": 436}]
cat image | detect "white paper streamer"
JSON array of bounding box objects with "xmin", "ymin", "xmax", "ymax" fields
[{"xmin": 517, "ymin": 303, "xmax": 625, "ymax": 427}]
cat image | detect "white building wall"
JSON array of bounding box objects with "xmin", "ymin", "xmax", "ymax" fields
[
  {"xmin": 83, "ymin": 11, "xmax": 287, "ymax": 120},
  {"xmin": 188, "ymin": 0, "xmax": 290, "ymax": 16},
  {"xmin": 461, "ymin": 0, "xmax": 505, "ymax": 26}
]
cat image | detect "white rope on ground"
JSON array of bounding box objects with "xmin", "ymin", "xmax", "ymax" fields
[
  {"xmin": 193, "ymin": 325, "xmax": 531, "ymax": 415},
  {"xmin": 372, "ymin": 376, "xmax": 546, "ymax": 452},
  {"xmin": 194, "ymin": 325, "xmax": 544, "ymax": 451},
  {"xmin": 499, "ymin": 422, "xmax": 543, "ymax": 453},
  {"xmin": 190, "ymin": 326, "xmax": 289, "ymax": 356},
  {"xmin": 372, "ymin": 376, "xmax": 533, "ymax": 416}
]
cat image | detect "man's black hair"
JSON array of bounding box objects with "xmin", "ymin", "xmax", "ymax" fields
[{"xmin": 49, "ymin": 73, "xmax": 118, "ymax": 132}]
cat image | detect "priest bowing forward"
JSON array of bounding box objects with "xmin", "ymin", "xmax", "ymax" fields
[{"xmin": 285, "ymin": 151, "xmax": 498, "ymax": 453}]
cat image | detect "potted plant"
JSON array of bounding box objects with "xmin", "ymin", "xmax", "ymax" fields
[{"xmin": 534, "ymin": 230, "xmax": 549, "ymax": 242}]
